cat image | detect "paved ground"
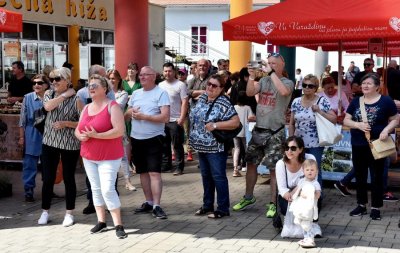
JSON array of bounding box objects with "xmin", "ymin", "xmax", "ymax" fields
[{"xmin": 1, "ymin": 159, "xmax": 400, "ymax": 253}]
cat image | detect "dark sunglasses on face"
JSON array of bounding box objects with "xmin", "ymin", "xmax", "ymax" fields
[
  {"xmin": 285, "ymin": 145, "xmax": 298, "ymax": 152},
  {"xmin": 33, "ymin": 81, "xmax": 45, "ymax": 85},
  {"xmin": 302, "ymin": 83, "xmax": 316, "ymax": 89},
  {"xmin": 364, "ymin": 63, "xmax": 372, "ymax": 67},
  {"xmin": 49, "ymin": 76, "xmax": 62, "ymax": 83},
  {"xmin": 207, "ymin": 82, "xmax": 220, "ymax": 88},
  {"xmin": 88, "ymin": 83, "xmax": 100, "ymax": 89}
]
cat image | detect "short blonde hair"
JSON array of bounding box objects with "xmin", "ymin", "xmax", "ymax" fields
[
  {"xmin": 303, "ymin": 159, "xmax": 318, "ymax": 171},
  {"xmin": 303, "ymin": 74, "xmax": 319, "ymax": 88},
  {"xmin": 50, "ymin": 67, "xmax": 71, "ymax": 84}
]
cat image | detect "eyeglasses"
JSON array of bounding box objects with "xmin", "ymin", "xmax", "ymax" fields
[
  {"xmin": 49, "ymin": 76, "xmax": 63, "ymax": 83},
  {"xmin": 268, "ymin": 52, "xmax": 285, "ymax": 62},
  {"xmin": 284, "ymin": 146, "xmax": 298, "ymax": 152},
  {"xmin": 33, "ymin": 81, "xmax": 45, "ymax": 85},
  {"xmin": 139, "ymin": 73, "xmax": 155, "ymax": 78},
  {"xmin": 364, "ymin": 63, "xmax": 373, "ymax": 67},
  {"xmin": 88, "ymin": 83, "xmax": 100, "ymax": 89},
  {"xmin": 207, "ymin": 82, "xmax": 220, "ymax": 89},
  {"xmin": 302, "ymin": 83, "xmax": 317, "ymax": 89}
]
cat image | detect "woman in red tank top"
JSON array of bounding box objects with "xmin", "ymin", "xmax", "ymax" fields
[{"xmin": 75, "ymin": 74, "xmax": 127, "ymax": 239}]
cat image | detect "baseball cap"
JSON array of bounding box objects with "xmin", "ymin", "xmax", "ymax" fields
[{"xmin": 178, "ymin": 68, "xmax": 187, "ymax": 75}]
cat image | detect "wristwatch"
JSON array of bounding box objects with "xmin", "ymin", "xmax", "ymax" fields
[
  {"xmin": 269, "ymin": 69, "xmax": 275, "ymax": 76},
  {"xmin": 212, "ymin": 123, "xmax": 217, "ymax": 130}
]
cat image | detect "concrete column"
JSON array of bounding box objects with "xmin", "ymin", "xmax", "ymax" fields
[
  {"xmin": 229, "ymin": 0, "xmax": 252, "ymax": 72},
  {"xmin": 314, "ymin": 47, "xmax": 329, "ymax": 79},
  {"xmin": 114, "ymin": 0, "xmax": 148, "ymax": 72},
  {"xmin": 68, "ymin": 25, "xmax": 80, "ymax": 88}
]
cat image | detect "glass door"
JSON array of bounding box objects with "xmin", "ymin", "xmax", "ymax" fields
[
  {"xmin": 3, "ymin": 41, "xmax": 20, "ymax": 88},
  {"xmin": 39, "ymin": 44, "xmax": 53, "ymax": 73},
  {"xmin": 21, "ymin": 42, "xmax": 38, "ymax": 80}
]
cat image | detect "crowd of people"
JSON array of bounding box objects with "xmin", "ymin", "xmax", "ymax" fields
[{"xmin": 6, "ymin": 54, "xmax": 400, "ymax": 245}]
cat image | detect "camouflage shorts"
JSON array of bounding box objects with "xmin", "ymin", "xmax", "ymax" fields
[{"xmin": 245, "ymin": 127, "xmax": 285, "ymax": 169}]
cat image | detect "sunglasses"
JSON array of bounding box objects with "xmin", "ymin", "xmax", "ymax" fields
[
  {"xmin": 33, "ymin": 81, "xmax": 45, "ymax": 85},
  {"xmin": 49, "ymin": 76, "xmax": 62, "ymax": 83},
  {"xmin": 207, "ymin": 82, "xmax": 220, "ymax": 88},
  {"xmin": 302, "ymin": 83, "xmax": 317, "ymax": 89},
  {"xmin": 88, "ymin": 83, "xmax": 100, "ymax": 89},
  {"xmin": 284, "ymin": 146, "xmax": 298, "ymax": 152},
  {"xmin": 268, "ymin": 52, "xmax": 285, "ymax": 62},
  {"xmin": 364, "ymin": 63, "xmax": 372, "ymax": 67}
]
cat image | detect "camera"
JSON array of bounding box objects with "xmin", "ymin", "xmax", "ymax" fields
[{"xmin": 248, "ymin": 61, "xmax": 262, "ymax": 69}]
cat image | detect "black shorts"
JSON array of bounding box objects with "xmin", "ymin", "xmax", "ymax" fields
[{"xmin": 131, "ymin": 135, "xmax": 164, "ymax": 173}]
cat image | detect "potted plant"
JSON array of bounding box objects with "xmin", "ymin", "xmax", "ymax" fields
[{"xmin": 0, "ymin": 172, "xmax": 12, "ymax": 198}]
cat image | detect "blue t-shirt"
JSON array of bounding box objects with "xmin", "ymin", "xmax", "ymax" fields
[
  {"xmin": 127, "ymin": 85, "xmax": 170, "ymax": 140},
  {"xmin": 346, "ymin": 95, "xmax": 397, "ymax": 146},
  {"xmin": 189, "ymin": 94, "xmax": 237, "ymax": 153}
]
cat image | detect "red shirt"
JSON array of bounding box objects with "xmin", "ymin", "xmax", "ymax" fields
[{"xmin": 78, "ymin": 101, "xmax": 124, "ymax": 160}]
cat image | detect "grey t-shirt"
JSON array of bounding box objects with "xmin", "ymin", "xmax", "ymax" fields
[
  {"xmin": 159, "ymin": 79, "xmax": 188, "ymax": 121},
  {"xmin": 255, "ymin": 76, "xmax": 294, "ymax": 130}
]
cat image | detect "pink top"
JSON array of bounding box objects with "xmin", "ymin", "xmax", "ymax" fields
[{"xmin": 78, "ymin": 101, "xmax": 124, "ymax": 161}]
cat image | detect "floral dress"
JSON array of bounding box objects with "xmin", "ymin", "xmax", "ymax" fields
[{"xmin": 291, "ymin": 96, "xmax": 332, "ymax": 148}]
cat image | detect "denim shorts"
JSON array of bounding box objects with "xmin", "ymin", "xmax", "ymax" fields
[{"xmin": 245, "ymin": 127, "xmax": 285, "ymax": 169}]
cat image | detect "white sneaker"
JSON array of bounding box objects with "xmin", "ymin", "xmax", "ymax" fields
[
  {"xmin": 38, "ymin": 211, "xmax": 49, "ymax": 225},
  {"xmin": 62, "ymin": 214, "xmax": 74, "ymax": 227},
  {"xmin": 241, "ymin": 167, "xmax": 247, "ymax": 172}
]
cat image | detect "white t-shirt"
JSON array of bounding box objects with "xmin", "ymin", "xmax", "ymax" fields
[
  {"xmin": 234, "ymin": 104, "xmax": 254, "ymax": 137},
  {"xmin": 127, "ymin": 85, "xmax": 170, "ymax": 140},
  {"xmin": 159, "ymin": 79, "xmax": 188, "ymax": 121},
  {"xmin": 295, "ymin": 74, "xmax": 303, "ymax": 89},
  {"xmin": 276, "ymin": 153, "xmax": 316, "ymax": 197}
]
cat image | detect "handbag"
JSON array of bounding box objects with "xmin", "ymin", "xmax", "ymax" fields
[
  {"xmin": 314, "ymin": 97, "xmax": 343, "ymax": 146},
  {"xmin": 205, "ymin": 95, "xmax": 242, "ymax": 144},
  {"xmin": 359, "ymin": 96, "xmax": 396, "ymax": 160},
  {"xmin": 33, "ymin": 91, "xmax": 54, "ymax": 134}
]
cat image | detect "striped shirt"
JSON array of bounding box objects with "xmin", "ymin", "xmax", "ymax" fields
[{"xmin": 42, "ymin": 90, "xmax": 80, "ymax": 150}]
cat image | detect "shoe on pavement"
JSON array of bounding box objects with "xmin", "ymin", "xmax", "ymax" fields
[
  {"xmin": 232, "ymin": 170, "xmax": 242, "ymax": 177},
  {"xmin": 90, "ymin": 222, "xmax": 107, "ymax": 234},
  {"xmin": 370, "ymin": 209, "xmax": 381, "ymax": 220},
  {"xmin": 334, "ymin": 181, "xmax": 352, "ymax": 196},
  {"xmin": 38, "ymin": 211, "xmax": 49, "ymax": 225},
  {"xmin": 349, "ymin": 205, "xmax": 367, "ymax": 216},
  {"xmin": 116, "ymin": 225, "xmax": 128, "ymax": 239},
  {"xmin": 232, "ymin": 196, "xmax": 256, "ymax": 211},
  {"xmin": 62, "ymin": 214, "xmax": 74, "ymax": 227},
  {"xmin": 152, "ymin": 206, "xmax": 168, "ymax": 219},
  {"xmin": 134, "ymin": 202, "xmax": 153, "ymax": 213},
  {"xmin": 266, "ymin": 202, "xmax": 277, "ymax": 218},
  {"xmin": 383, "ymin": 192, "xmax": 399, "ymax": 202},
  {"xmin": 173, "ymin": 170, "xmax": 183, "ymax": 176},
  {"xmin": 25, "ymin": 196, "xmax": 35, "ymax": 203},
  {"xmin": 82, "ymin": 204, "xmax": 96, "ymax": 215},
  {"xmin": 298, "ymin": 238, "xmax": 316, "ymax": 248}
]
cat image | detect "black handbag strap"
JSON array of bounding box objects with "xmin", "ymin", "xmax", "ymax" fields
[{"xmin": 205, "ymin": 95, "xmax": 222, "ymax": 121}]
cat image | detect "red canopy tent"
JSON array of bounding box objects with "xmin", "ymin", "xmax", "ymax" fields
[{"xmin": 0, "ymin": 8, "xmax": 22, "ymax": 33}]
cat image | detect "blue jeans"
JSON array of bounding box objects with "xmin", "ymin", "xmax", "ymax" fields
[
  {"xmin": 198, "ymin": 152, "xmax": 230, "ymax": 214},
  {"xmin": 22, "ymin": 154, "xmax": 39, "ymax": 197},
  {"xmin": 305, "ymin": 147, "xmax": 324, "ymax": 188}
]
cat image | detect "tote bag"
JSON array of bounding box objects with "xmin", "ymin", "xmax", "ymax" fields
[{"xmin": 315, "ymin": 112, "xmax": 343, "ymax": 146}]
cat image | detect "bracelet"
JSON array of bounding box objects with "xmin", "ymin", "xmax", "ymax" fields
[
  {"xmin": 249, "ymin": 77, "xmax": 255, "ymax": 81},
  {"xmin": 269, "ymin": 69, "xmax": 275, "ymax": 76}
]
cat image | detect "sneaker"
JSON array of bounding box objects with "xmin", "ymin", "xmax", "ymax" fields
[
  {"xmin": 370, "ymin": 209, "xmax": 381, "ymax": 220},
  {"xmin": 90, "ymin": 222, "xmax": 107, "ymax": 234},
  {"xmin": 152, "ymin": 206, "xmax": 168, "ymax": 219},
  {"xmin": 298, "ymin": 237, "xmax": 316, "ymax": 248},
  {"xmin": 383, "ymin": 192, "xmax": 399, "ymax": 202},
  {"xmin": 62, "ymin": 214, "xmax": 74, "ymax": 227},
  {"xmin": 187, "ymin": 152, "xmax": 193, "ymax": 161},
  {"xmin": 232, "ymin": 196, "xmax": 256, "ymax": 211},
  {"xmin": 38, "ymin": 211, "xmax": 49, "ymax": 225},
  {"xmin": 115, "ymin": 225, "xmax": 128, "ymax": 239},
  {"xmin": 173, "ymin": 170, "xmax": 183, "ymax": 176},
  {"xmin": 266, "ymin": 202, "xmax": 277, "ymax": 218},
  {"xmin": 334, "ymin": 181, "xmax": 352, "ymax": 196},
  {"xmin": 241, "ymin": 167, "xmax": 247, "ymax": 172},
  {"xmin": 25, "ymin": 196, "xmax": 35, "ymax": 203},
  {"xmin": 349, "ymin": 205, "xmax": 367, "ymax": 216},
  {"xmin": 82, "ymin": 204, "xmax": 96, "ymax": 215},
  {"xmin": 134, "ymin": 202, "xmax": 153, "ymax": 213}
]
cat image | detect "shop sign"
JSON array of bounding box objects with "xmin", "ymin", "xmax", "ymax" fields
[
  {"xmin": 4, "ymin": 42, "xmax": 19, "ymax": 57},
  {"xmin": 0, "ymin": 0, "xmax": 108, "ymax": 22}
]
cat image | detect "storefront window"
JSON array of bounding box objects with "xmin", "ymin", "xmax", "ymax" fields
[
  {"xmin": 54, "ymin": 44, "xmax": 67, "ymax": 69},
  {"xmin": 4, "ymin": 32, "xmax": 20, "ymax": 39},
  {"xmin": 23, "ymin": 23, "xmax": 38, "ymax": 40},
  {"xmin": 80, "ymin": 45, "xmax": 89, "ymax": 79},
  {"xmin": 21, "ymin": 42, "xmax": 38, "ymax": 80},
  {"xmin": 90, "ymin": 30, "xmax": 102, "ymax": 44},
  {"xmin": 104, "ymin": 48, "xmax": 115, "ymax": 71},
  {"xmin": 55, "ymin": 26, "xmax": 68, "ymax": 43},
  {"xmin": 4, "ymin": 41, "xmax": 21, "ymax": 85},
  {"xmin": 39, "ymin": 25, "xmax": 54, "ymax": 41},
  {"xmin": 104, "ymin": 32, "xmax": 114, "ymax": 45},
  {"xmin": 39, "ymin": 44, "xmax": 54, "ymax": 73}
]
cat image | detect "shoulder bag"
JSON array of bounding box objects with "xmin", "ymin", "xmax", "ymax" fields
[
  {"xmin": 359, "ymin": 96, "xmax": 396, "ymax": 160},
  {"xmin": 205, "ymin": 95, "xmax": 242, "ymax": 144},
  {"xmin": 314, "ymin": 96, "xmax": 343, "ymax": 146}
]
